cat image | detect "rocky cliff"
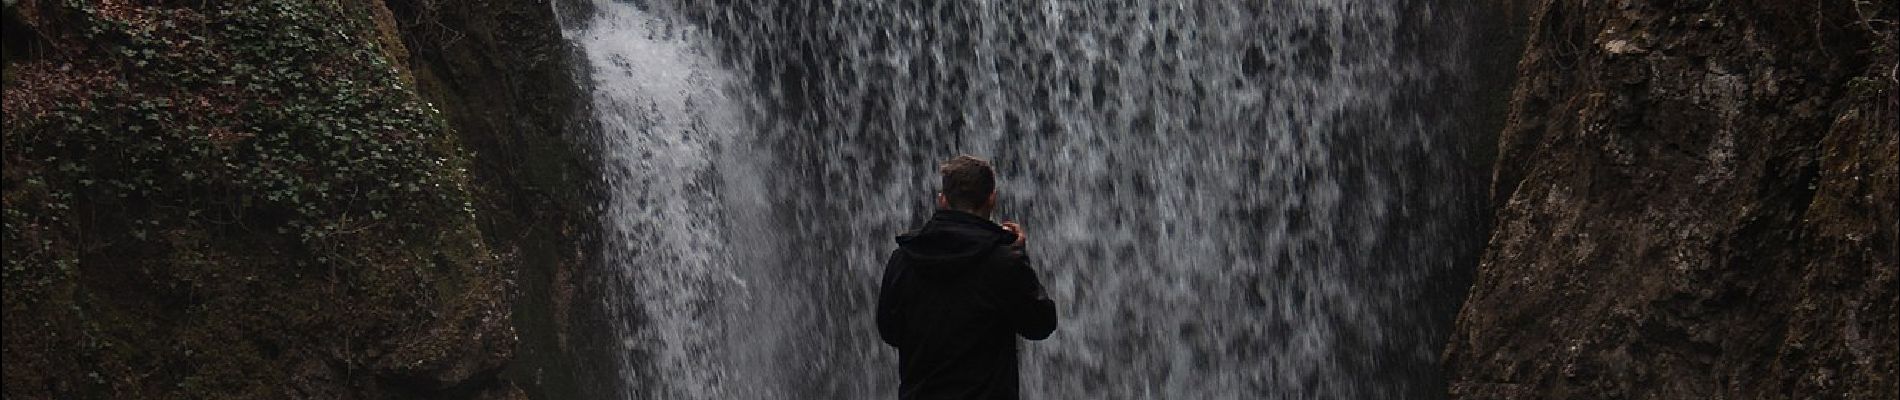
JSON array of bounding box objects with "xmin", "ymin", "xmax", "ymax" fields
[
  {"xmin": 382, "ymin": 0, "xmax": 610, "ymax": 398},
  {"xmin": 1447, "ymin": 0, "xmax": 1897, "ymax": 398},
  {"xmin": 1, "ymin": 0, "xmax": 594, "ymax": 398}
]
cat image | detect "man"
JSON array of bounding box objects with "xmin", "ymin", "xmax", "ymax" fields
[{"xmin": 877, "ymin": 155, "xmax": 1058, "ymax": 400}]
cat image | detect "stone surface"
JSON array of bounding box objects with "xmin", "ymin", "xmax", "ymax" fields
[
  {"xmin": 0, "ymin": 1, "xmax": 591, "ymax": 398},
  {"xmin": 383, "ymin": 0, "xmax": 610, "ymax": 398},
  {"xmin": 1446, "ymin": 0, "xmax": 1897, "ymax": 398}
]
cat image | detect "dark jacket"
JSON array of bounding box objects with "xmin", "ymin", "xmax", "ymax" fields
[{"xmin": 878, "ymin": 209, "xmax": 1058, "ymax": 400}]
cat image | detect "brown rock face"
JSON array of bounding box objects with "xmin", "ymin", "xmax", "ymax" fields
[{"xmin": 1446, "ymin": 0, "xmax": 1897, "ymax": 398}]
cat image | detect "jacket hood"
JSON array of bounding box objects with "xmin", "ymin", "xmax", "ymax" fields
[{"xmin": 894, "ymin": 209, "xmax": 1015, "ymax": 274}]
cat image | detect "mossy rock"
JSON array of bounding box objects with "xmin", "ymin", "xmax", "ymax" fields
[{"xmin": 3, "ymin": 0, "xmax": 518, "ymax": 398}]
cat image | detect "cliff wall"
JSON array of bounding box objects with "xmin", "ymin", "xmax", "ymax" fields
[
  {"xmin": 1447, "ymin": 0, "xmax": 1897, "ymax": 398},
  {"xmin": 1, "ymin": 1, "xmax": 594, "ymax": 398}
]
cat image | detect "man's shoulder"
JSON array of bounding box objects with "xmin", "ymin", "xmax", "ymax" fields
[{"xmin": 982, "ymin": 243, "xmax": 1028, "ymax": 269}]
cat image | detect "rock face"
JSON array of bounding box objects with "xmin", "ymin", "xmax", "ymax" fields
[
  {"xmin": 1, "ymin": 1, "xmax": 591, "ymax": 398},
  {"xmin": 382, "ymin": 0, "xmax": 609, "ymax": 398},
  {"xmin": 1446, "ymin": 0, "xmax": 1897, "ymax": 398}
]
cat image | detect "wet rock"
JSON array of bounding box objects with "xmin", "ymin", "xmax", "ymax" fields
[
  {"xmin": 1447, "ymin": 0, "xmax": 1897, "ymax": 398},
  {"xmin": 1, "ymin": 0, "xmax": 590, "ymax": 398}
]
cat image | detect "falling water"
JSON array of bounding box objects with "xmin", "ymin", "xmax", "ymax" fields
[{"xmin": 559, "ymin": 0, "xmax": 1487, "ymax": 398}]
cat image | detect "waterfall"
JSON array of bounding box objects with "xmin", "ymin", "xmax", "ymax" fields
[{"xmin": 560, "ymin": 0, "xmax": 1486, "ymax": 398}]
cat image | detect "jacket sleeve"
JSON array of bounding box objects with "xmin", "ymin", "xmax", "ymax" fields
[
  {"xmin": 876, "ymin": 250, "xmax": 906, "ymax": 348},
  {"xmin": 1002, "ymin": 245, "xmax": 1058, "ymax": 340}
]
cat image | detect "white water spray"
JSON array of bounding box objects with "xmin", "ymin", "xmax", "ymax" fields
[{"xmin": 561, "ymin": 1, "xmax": 1484, "ymax": 398}]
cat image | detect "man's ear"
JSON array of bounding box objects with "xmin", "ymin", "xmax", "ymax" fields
[
  {"xmin": 936, "ymin": 193, "xmax": 949, "ymax": 209},
  {"xmin": 984, "ymin": 191, "xmax": 997, "ymax": 210}
]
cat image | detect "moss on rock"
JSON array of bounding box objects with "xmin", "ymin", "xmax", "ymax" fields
[{"xmin": 2, "ymin": 0, "xmax": 524, "ymax": 398}]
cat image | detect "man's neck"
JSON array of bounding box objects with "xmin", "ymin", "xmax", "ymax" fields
[{"xmin": 942, "ymin": 207, "xmax": 992, "ymax": 221}]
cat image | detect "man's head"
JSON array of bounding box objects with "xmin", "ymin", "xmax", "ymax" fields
[{"xmin": 937, "ymin": 155, "xmax": 996, "ymax": 215}]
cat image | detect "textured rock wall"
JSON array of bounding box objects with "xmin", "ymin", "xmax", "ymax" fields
[
  {"xmin": 1447, "ymin": 0, "xmax": 1897, "ymax": 398},
  {"xmin": 1, "ymin": 1, "xmax": 592, "ymax": 398},
  {"xmin": 382, "ymin": 0, "xmax": 608, "ymax": 398}
]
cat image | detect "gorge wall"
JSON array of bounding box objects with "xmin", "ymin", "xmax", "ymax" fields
[
  {"xmin": 2, "ymin": 0, "xmax": 593, "ymax": 398},
  {"xmin": 1446, "ymin": 0, "xmax": 1897, "ymax": 398}
]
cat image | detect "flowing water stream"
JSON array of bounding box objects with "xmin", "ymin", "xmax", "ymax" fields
[{"xmin": 558, "ymin": 0, "xmax": 1487, "ymax": 398}]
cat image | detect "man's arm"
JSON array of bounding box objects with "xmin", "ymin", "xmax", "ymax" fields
[
  {"xmin": 1003, "ymin": 245, "xmax": 1057, "ymax": 340},
  {"xmin": 876, "ymin": 251, "xmax": 907, "ymax": 348}
]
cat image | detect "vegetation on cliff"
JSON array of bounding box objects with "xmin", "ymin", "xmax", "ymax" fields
[{"xmin": 3, "ymin": 0, "xmax": 523, "ymax": 397}]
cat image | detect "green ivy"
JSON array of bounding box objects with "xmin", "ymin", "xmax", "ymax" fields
[{"xmin": 5, "ymin": 0, "xmax": 476, "ymax": 267}]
